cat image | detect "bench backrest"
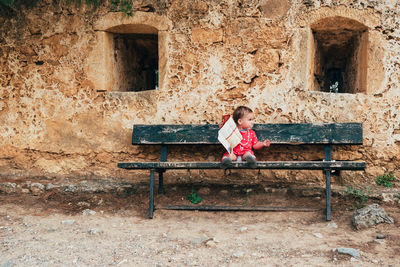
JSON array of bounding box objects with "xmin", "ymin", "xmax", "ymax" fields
[{"xmin": 132, "ymin": 123, "xmax": 363, "ymax": 145}]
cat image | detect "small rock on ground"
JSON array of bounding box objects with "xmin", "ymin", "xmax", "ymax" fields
[
  {"xmin": 351, "ymin": 204, "xmax": 394, "ymax": 230},
  {"xmin": 336, "ymin": 247, "xmax": 361, "ymax": 259}
]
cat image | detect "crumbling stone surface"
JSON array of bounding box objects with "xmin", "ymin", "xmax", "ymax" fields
[
  {"xmin": 0, "ymin": 0, "xmax": 400, "ymax": 185},
  {"xmin": 351, "ymin": 204, "xmax": 394, "ymax": 230}
]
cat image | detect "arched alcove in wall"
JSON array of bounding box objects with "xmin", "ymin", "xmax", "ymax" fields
[
  {"xmin": 89, "ymin": 12, "xmax": 168, "ymax": 92},
  {"xmin": 106, "ymin": 24, "xmax": 159, "ymax": 92},
  {"xmin": 311, "ymin": 16, "xmax": 368, "ymax": 94}
]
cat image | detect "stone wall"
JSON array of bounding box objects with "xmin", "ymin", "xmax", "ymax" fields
[{"xmin": 1, "ymin": 0, "xmax": 400, "ymax": 189}]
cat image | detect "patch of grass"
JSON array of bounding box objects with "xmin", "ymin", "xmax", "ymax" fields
[
  {"xmin": 0, "ymin": 0, "xmax": 14, "ymax": 7},
  {"xmin": 344, "ymin": 186, "xmax": 369, "ymax": 210},
  {"xmin": 243, "ymin": 188, "xmax": 251, "ymax": 205},
  {"xmin": 110, "ymin": 0, "xmax": 133, "ymax": 16},
  {"xmin": 124, "ymin": 187, "xmax": 135, "ymax": 197},
  {"xmin": 376, "ymin": 173, "xmax": 396, "ymax": 188},
  {"xmin": 1, "ymin": 0, "xmax": 135, "ymax": 17},
  {"xmin": 187, "ymin": 188, "xmax": 202, "ymax": 204}
]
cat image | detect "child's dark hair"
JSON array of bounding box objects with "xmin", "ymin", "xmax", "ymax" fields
[{"xmin": 233, "ymin": 106, "xmax": 253, "ymax": 124}]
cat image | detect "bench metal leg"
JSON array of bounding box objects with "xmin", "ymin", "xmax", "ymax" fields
[
  {"xmin": 149, "ymin": 169, "xmax": 155, "ymax": 219},
  {"xmin": 158, "ymin": 171, "xmax": 164, "ymax": 194},
  {"xmin": 324, "ymin": 145, "xmax": 332, "ymax": 221},
  {"xmin": 325, "ymin": 170, "xmax": 331, "ymax": 221}
]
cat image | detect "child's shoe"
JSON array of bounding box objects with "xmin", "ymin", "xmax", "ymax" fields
[
  {"xmin": 220, "ymin": 157, "xmax": 233, "ymax": 169},
  {"xmin": 246, "ymin": 155, "xmax": 257, "ymax": 168}
]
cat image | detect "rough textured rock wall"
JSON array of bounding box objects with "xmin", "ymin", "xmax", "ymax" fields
[{"xmin": 0, "ymin": 0, "xmax": 399, "ymax": 188}]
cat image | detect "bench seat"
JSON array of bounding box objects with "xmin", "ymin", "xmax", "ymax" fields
[{"xmin": 118, "ymin": 161, "xmax": 365, "ymax": 170}]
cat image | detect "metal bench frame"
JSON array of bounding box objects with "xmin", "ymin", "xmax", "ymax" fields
[{"xmin": 118, "ymin": 123, "xmax": 365, "ymax": 220}]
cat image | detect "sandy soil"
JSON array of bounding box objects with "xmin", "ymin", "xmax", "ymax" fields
[{"xmin": 0, "ymin": 184, "xmax": 399, "ymax": 266}]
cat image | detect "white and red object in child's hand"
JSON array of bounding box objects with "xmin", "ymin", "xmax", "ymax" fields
[
  {"xmin": 217, "ymin": 115, "xmax": 242, "ymax": 154},
  {"xmin": 219, "ymin": 114, "xmax": 231, "ymax": 129}
]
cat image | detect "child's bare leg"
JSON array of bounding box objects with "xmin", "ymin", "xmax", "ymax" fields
[{"xmin": 228, "ymin": 154, "xmax": 237, "ymax": 161}]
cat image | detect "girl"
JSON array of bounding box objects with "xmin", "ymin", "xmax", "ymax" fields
[{"xmin": 221, "ymin": 106, "xmax": 270, "ymax": 168}]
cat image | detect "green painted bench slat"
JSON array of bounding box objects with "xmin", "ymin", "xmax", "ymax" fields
[
  {"xmin": 117, "ymin": 161, "xmax": 365, "ymax": 170},
  {"xmin": 132, "ymin": 123, "xmax": 363, "ymax": 145}
]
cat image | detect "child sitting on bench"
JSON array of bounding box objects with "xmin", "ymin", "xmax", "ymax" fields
[{"xmin": 220, "ymin": 106, "xmax": 270, "ymax": 168}]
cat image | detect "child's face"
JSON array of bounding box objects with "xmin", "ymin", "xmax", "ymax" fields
[{"xmin": 238, "ymin": 112, "xmax": 254, "ymax": 130}]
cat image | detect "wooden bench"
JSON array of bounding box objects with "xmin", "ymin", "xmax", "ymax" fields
[{"xmin": 118, "ymin": 123, "xmax": 365, "ymax": 220}]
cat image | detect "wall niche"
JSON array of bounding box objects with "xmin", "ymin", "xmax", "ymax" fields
[{"xmin": 311, "ymin": 17, "xmax": 368, "ymax": 94}]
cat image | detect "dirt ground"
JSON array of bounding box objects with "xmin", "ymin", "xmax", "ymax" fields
[{"xmin": 1, "ymin": 184, "xmax": 399, "ymax": 266}]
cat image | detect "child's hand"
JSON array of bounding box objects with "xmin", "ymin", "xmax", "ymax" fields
[{"xmin": 263, "ymin": 139, "xmax": 270, "ymax": 147}]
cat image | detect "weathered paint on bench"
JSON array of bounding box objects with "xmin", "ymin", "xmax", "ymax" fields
[
  {"xmin": 132, "ymin": 123, "xmax": 363, "ymax": 145},
  {"xmin": 117, "ymin": 161, "xmax": 365, "ymax": 170}
]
